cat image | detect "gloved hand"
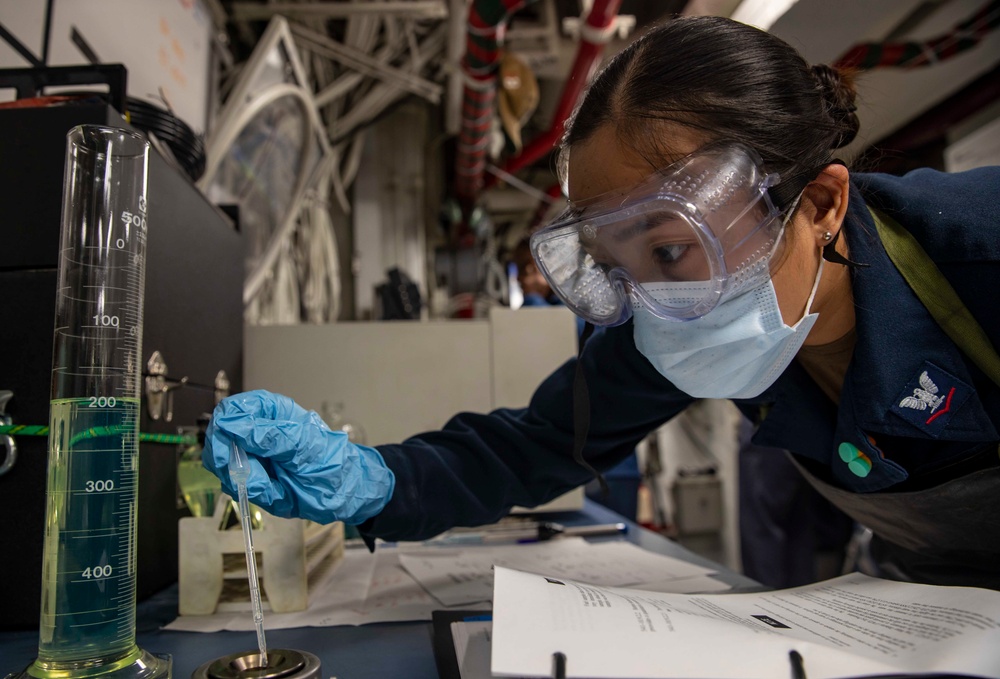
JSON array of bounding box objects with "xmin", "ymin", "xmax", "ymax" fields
[{"xmin": 203, "ymin": 389, "xmax": 395, "ymax": 525}]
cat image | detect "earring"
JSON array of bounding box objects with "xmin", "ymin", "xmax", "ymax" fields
[{"xmin": 822, "ymin": 231, "xmax": 833, "ymax": 242}]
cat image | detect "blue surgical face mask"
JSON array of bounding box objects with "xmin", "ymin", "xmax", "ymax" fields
[{"xmin": 632, "ymin": 257, "xmax": 823, "ymax": 399}]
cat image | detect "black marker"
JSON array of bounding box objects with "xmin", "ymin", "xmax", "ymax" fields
[
  {"xmin": 789, "ymin": 650, "xmax": 807, "ymax": 679},
  {"xmin": 552, "ymin": 651, "xmax": 567, "ymax": 679}
]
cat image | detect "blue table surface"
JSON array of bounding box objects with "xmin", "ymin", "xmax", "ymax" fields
[{"xmin": 2, "ymin": 500, "xmax": 758, "ymax": 679}]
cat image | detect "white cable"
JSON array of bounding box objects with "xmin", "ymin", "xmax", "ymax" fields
[
  {"xmin": 297, "ymin": 188, "xmax": 342, "ymax": 323},
  {"xmin": 405, "ymin": 19, "xmax": 421, "ymax": 69},
  {"xmin": 479, "ymin": 223, "xmax": 508, "ymax": 305},
  {"xmin": 317, "ymin": 21, "xmax": 403, "ymax": 112},
  {"xmin": 270, "ymin": 243, "xmax": 302, "ymax": 324},
  {"xmin": 318, "ymin": 202, "xmax": 342, "ymax": 321},
  {"xmin": 328, "ymin": 26, "xmax": 446, "ymax": 140},
  {"xmin": 267, "ymin": 2, "xmax": 447, "ymax": 326},
  {"xmin": 326, "ymin": 145, "xmax": 352, "ymax": 215},
  {"xmin": 341, "ymin": 131, "xmax": 367, "ymax": 188}
]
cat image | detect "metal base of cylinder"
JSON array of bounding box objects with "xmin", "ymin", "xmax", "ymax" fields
[{"xmin": 190, "ymin": 650, "xmax": 321, "ymax": 679}]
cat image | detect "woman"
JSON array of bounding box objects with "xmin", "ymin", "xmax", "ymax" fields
[{"xmin": 205, "ymin": 16, "xmax": 1000, "ymax": 588}]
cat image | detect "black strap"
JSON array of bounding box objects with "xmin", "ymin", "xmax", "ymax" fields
[
  {"xmin": 767, "ymin": 160, "xmax": 844, "ymax": 212},
  {"xmin": 823, "ymin": 226, "xmax": 870, "ymax": 268},
  {"xmin": 571, "ymin": 322, "xmax": 608, "ymax": 496},
  {"xmin": 770, "ymin": 159, "xmax": 869, "ymax": 269}
]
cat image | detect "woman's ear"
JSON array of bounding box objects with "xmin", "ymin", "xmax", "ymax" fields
[{"xmin": 800, "ymin": 163, "xmax": 850, "ymax": 246}]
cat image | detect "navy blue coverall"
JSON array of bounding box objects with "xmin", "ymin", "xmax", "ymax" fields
[{"xmin": 363, "ymin": 167, "xmax": 1000, "ymax": 587}]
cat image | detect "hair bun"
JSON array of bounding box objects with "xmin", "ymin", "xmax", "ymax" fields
[{"xmin": 812, "ymin": 64, "xmax": 859, "ymax": 149}]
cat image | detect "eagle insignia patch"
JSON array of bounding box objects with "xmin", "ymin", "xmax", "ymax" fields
[{"xmin": 890, "ymin": 363, "xmax": 972, "ymax": 436}]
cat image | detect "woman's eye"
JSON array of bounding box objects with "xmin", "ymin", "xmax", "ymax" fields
[{"xmin": 652, "ymin": 243, "xmax": 688, "ymax": 264}]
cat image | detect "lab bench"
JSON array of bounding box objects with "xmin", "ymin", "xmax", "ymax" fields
[{"xmin": 0, "ymin": 501, "xmax": 758, "ymax": 679}]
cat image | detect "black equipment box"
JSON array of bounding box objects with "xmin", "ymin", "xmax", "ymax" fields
[{"xmin": 0, "ymin": 103, "xmax": 244, "ymax": 630}]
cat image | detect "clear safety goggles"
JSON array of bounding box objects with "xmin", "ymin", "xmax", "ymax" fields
[{"xmin": 530, "ymin": 142, "xmax": 787, "ymax": 326}]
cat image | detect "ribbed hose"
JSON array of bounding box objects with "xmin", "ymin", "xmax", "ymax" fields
[
  {"xmin": 489, "ymin": 0, "xmax": 621, "ymax": 187},
  {"xmin": 455, "ymin": 0, "xmax": 534, "ymax": 209}
]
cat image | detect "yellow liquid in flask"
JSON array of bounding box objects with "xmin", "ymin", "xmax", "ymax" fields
[{"xmin": 34, "ymin": 397, "xmax": 142, "ymax": 673}]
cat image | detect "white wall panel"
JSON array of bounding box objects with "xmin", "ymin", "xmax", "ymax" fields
[{"xmin": 46, "ymin": 0, "xmax": 212, "ymax": 133}]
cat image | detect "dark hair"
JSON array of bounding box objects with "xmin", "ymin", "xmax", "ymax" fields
[{"xmin": 563, "ymin": 16, "xmax": 860, "ymax": 198}]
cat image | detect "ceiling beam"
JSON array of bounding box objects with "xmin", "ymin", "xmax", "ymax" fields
[
  {"xmin": 292, "ymin": 23, "xmax": 442, "ymax": 104},
  {"xmin": 230, "ymin": 1, "xmax": 448, "ymax": 21}
]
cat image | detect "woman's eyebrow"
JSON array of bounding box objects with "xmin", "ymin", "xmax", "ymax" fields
[
  {"xmin": 612, "ymin": 214, "xmax": 658, "ymax": 243},
  {"xmin": 612, "ymin": 213, "xmax": 688, "ymax": 243}
]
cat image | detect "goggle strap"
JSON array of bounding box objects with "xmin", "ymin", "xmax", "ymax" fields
[
  {"xmin": 768, "ymin": 167, "xmax": 818, "ymax": 211},
  {"xmin": 572, "ymin": 322, "xmax": 609, "ymax": 497},
  {"xmin": 767, "ymin": 159, "xmax": 846, "ymax": 212},
  {"xmin": 768, "ymin": 158, "xmax": 869, "ymax": 269}
]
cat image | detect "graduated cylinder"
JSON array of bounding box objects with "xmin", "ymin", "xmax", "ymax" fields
[{"xmin": 15, "ymin": 125, "xmax": 170, "ymax": 679}]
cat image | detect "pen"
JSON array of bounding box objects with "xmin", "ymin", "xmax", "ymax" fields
[
  {"xmin": 423, "ymin": 522, "xmax": 629, "ymax": 546},
  {"xmin": 789, "ymin": 650, "xmax": 807, "ymax": 679},
  {"xmin": 421, "ymin": 529, "xmax": 540, "ymax": 546},
  {"xmin": 539, "ymin": 522, "xmax": 629, "ymax": 540}
]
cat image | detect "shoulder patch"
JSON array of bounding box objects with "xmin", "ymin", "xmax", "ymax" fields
[{"xmin": 889, "ymin": 362, "xmax": 973, "ymax": 437}]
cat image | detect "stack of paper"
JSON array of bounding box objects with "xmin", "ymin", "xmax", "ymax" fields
[
  {"xmin": 167, "ymin": 537, "xmax": 730, "ymax": 631},
  {"xmin": 490, "ymin": 567, "xmax": 1000, "ymax": 679},
  {"xmin": 398, "ymin": 538, "xmax": 728, "ymax": 607}
]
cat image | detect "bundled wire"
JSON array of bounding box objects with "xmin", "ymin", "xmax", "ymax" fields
[
  {"xmin": 295, "ymin": 188, "xmax": 342, "ymax": 323},
  {"xmin": 126, "ymin": 97, "xmax": 206, "ymax": 182}
]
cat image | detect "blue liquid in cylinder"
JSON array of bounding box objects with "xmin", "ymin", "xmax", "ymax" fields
[{"xmin": 36, "ymin": 397, "xmax": 141, "ymax": 669}]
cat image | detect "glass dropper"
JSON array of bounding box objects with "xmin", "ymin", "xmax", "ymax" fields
[{"xmin": 229, "ymin": 440, "xmax": 268, "ymax": 667}]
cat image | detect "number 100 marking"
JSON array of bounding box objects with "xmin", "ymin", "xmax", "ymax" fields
[{"xmin": 93, "ymin": 314, "xmax": 120, "ymax": 328}]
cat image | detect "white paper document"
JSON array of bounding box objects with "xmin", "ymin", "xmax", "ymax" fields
[
  {"xmin": 449, "ymin": 576, "xmax": 737, "ymax": 679},
  {"xmin": 166, "ymin": 537, "xmax": 724, "ymax": 632},
  {"xmin": 398, "ymin": 538, "xmax": 721, "ymax": 607},
  {"xmin": 491, "ymin": 566, "xmax": 1000, "ymax": 679},
  {"xmin": 165, "ymin": 546, "xmax": 488, "ymax": 632}
]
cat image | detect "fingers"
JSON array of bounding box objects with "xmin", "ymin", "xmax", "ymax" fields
[
  {"xmin": 203, "ymin": 416, "xmax": 296, "ymax": 517},
  {"xmin": 212, "ymin": 391, "xmax": 324, "ymax": 454},
  {"xmin": 203, "ymin": 416, "xmax": 237, "ymax": 494},
  {"xmin": 204, "ymin": 390, "xmax": 322, "ymax": 517},
  {"xmin": 220, "ymin": 390, "xmax": 309, "ymax": 422},
  {"xmin": 202, "ymin": 390, "xmax": 389, "ymax": 524}
]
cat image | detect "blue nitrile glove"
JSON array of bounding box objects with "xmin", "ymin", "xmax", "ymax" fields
[{"xmin": 203, "ymin": 389, "xmax": 395, "ymax": 525}]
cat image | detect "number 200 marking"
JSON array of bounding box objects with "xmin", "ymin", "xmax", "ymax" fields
[{"xmin": 88, "ymin": 396, "xmax": 117, "ymax": 408}]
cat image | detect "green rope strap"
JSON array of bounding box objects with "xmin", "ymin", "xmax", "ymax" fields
[
  {"xmin": 870, "ymin": 206, "xmax": 1000, "ymax": 389},
  {"xmin": 0, "ymin": 424, "xmax": 195, "ymax": 446}
]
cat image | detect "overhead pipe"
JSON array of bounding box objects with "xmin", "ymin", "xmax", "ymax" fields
[
  {"xmin": 485, "ymin": 0, "xmax": 622, "ymax": 191},
  {"xmin": 455, "ymin": 0, "xmax": 536, "ymax": 210},
  {"xmin": 835, "ymin": 0, "xmax": 1000, "ymax": 70}
]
